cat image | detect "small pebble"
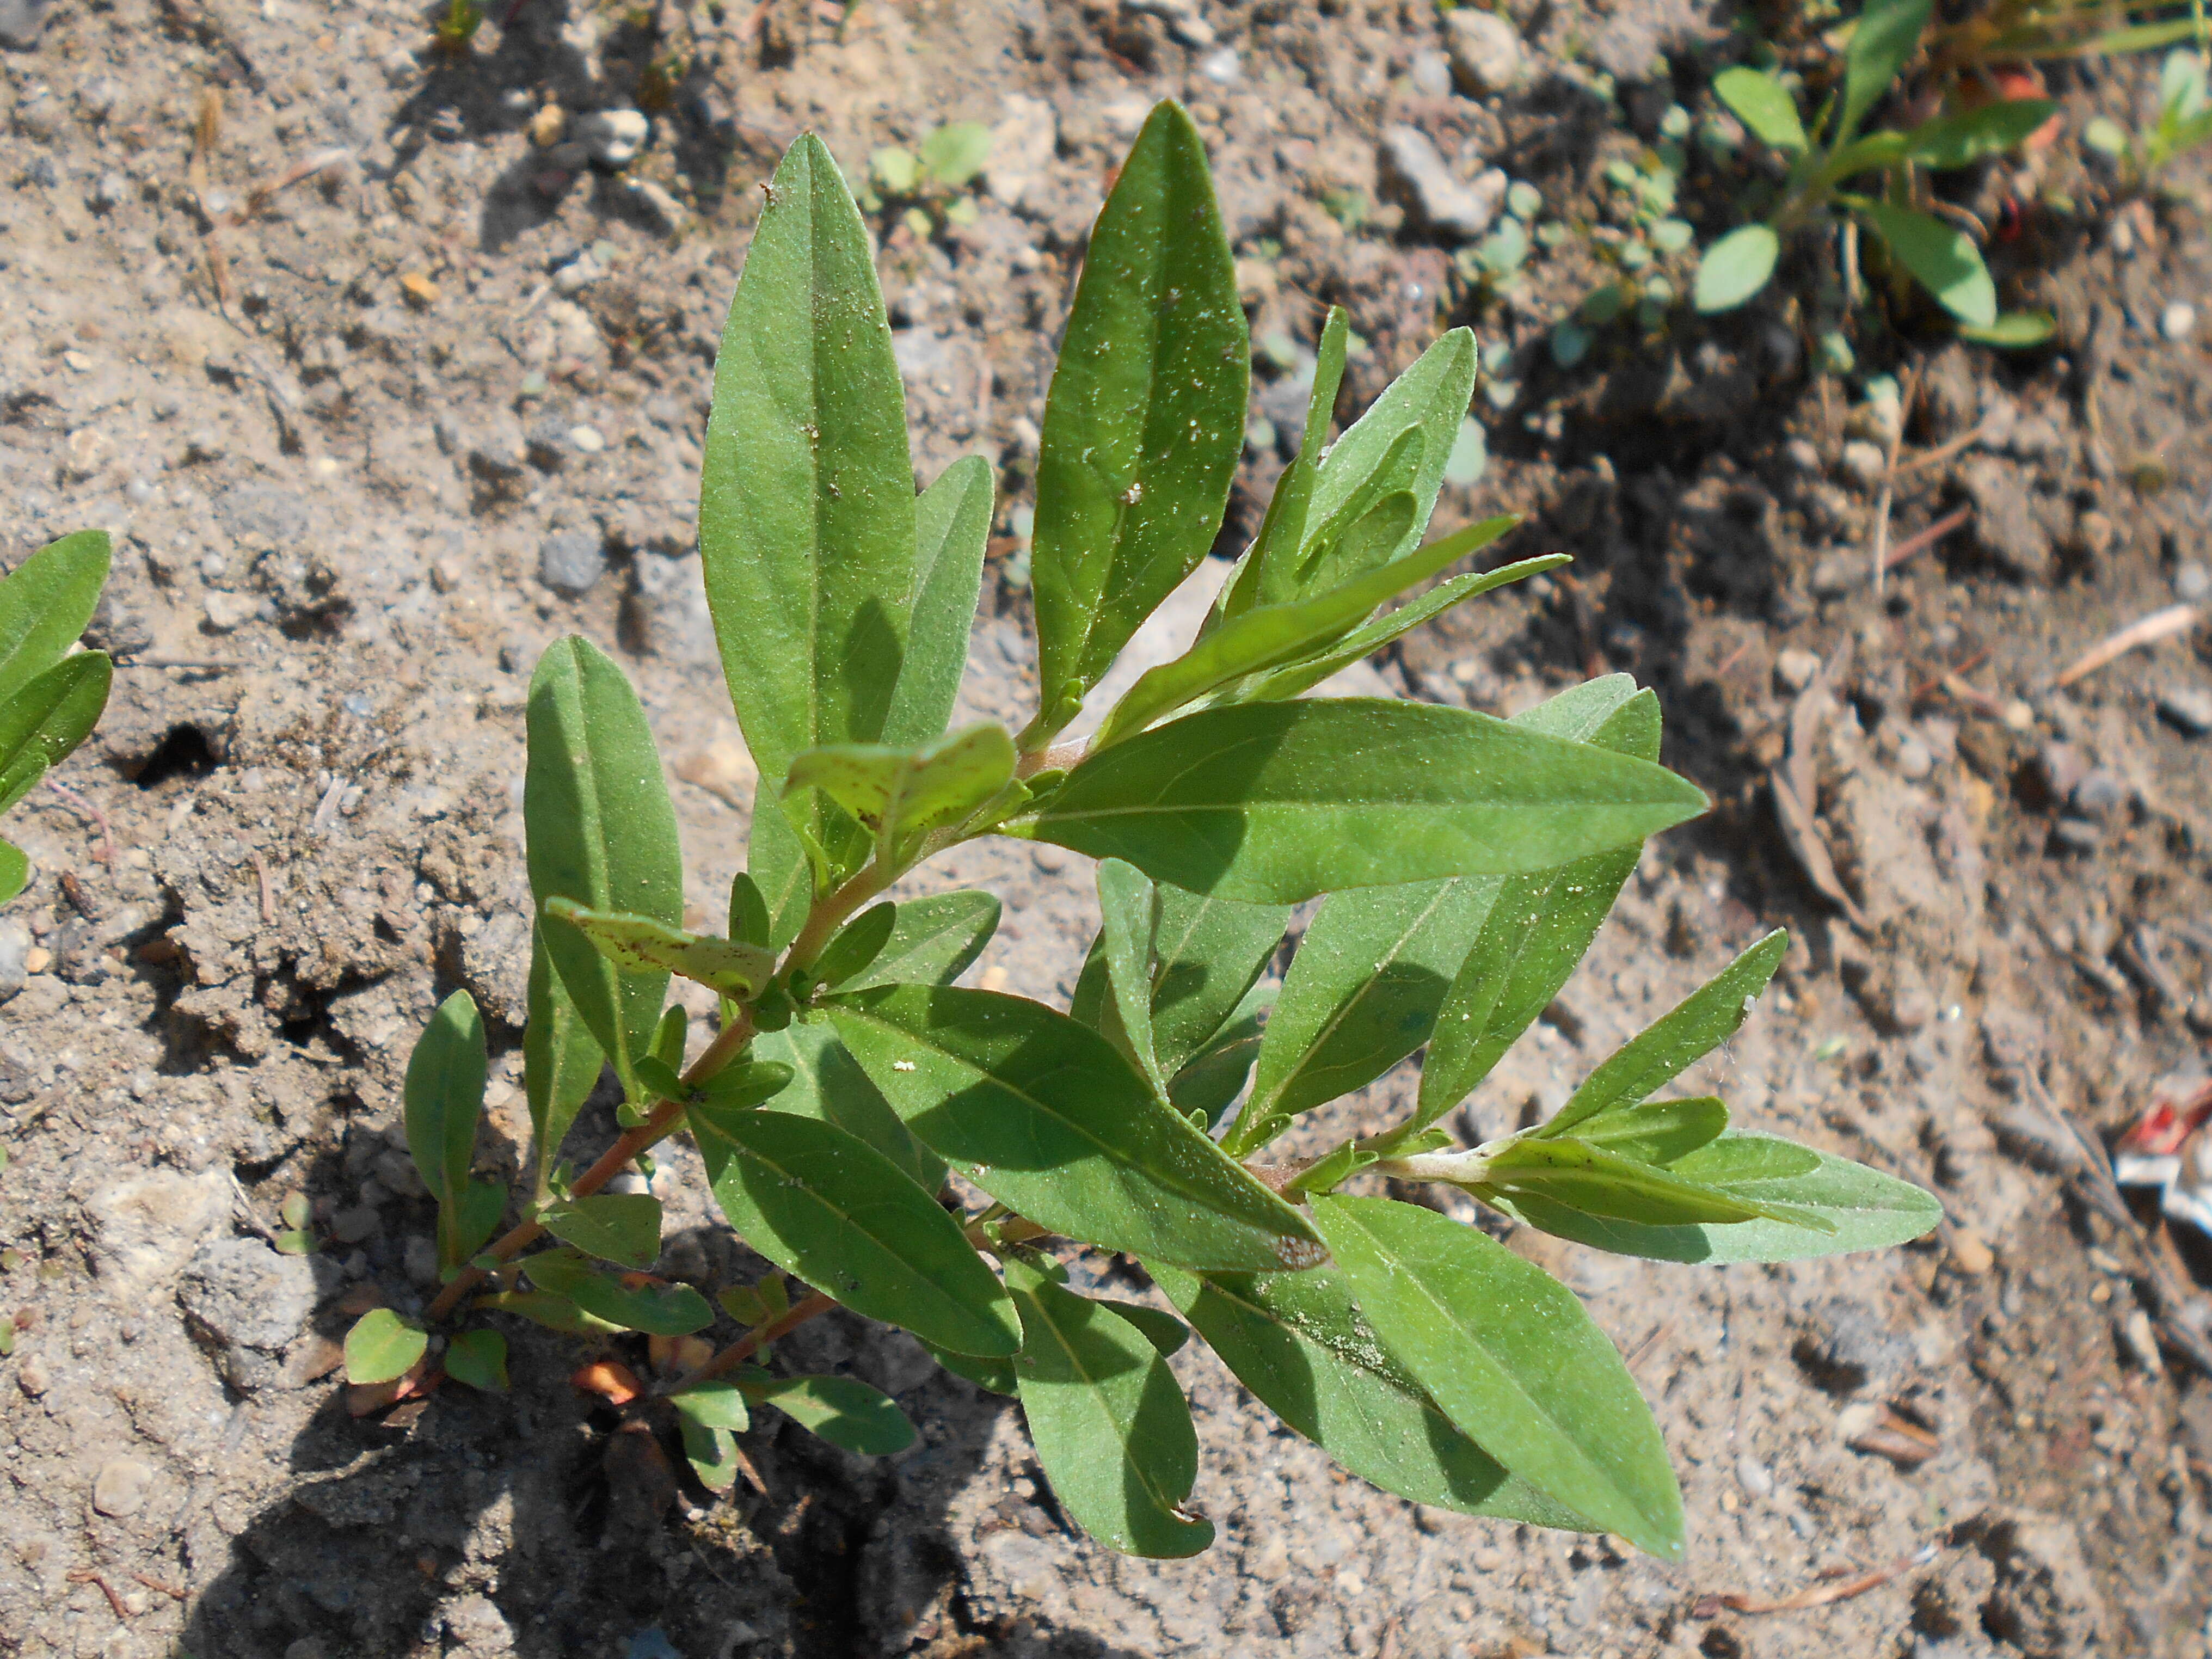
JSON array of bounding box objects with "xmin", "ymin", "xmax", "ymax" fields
[
  {"xmin": 573, "ymin": 108, "xmax": 649, "ymax": 168},
  {"xmin": 2070, "ymin": 768, "xmax": 2128, "ymax": 820},
  {"xmin": 1408, "ymin": 49, "xmax": 1453, "ymax": 98},
  {"xmin": 569, "ymin": 424, "xmax": 606, "ymax": 454},
  {"xmin": 1735, "ymin": 1453, "xmax": 1774, "ymax": 1498},
  {"xmin": 529, "ymin": 104, "xmax": 567, "ymax": 148},
  {"xmin": 1838, "ymin": 438, "xmax": 1887, "ymax": 489},
  {"xmin": 2157, "ymin": 686, "xmax": 2212, "ymax": 737},
  {"xmin": 1949, "ymin": 1227, "xmax": 1995, "ymax": 1274},
  {"xmin": 2051, "ymin": 816, "xmax": 2103, "ymax": 852},
  {"xmin": 539, "ymin": 529, "xmax": 609, "ymax": 596},
  {"xmin": 1774, "ymin": 648, "xmax": 1822, "ymax": 694},
  {"xmin": 92, "ymin": 1457, "xmax": 156, "ymax": 1517},
  {"xmin": 2161, "ymin": 301, "xmax": 2197, "ymax": 342},
  {"xmin": 1894, "ymin": 735, "xmax": 1933, "ymax": 781},
  {"xmin": 1442, "ymin": 6, "xmax": 1525, "ymax": 94},
  {"xmin": 2174, "ymin": 562, "xmax": 2210, "ymax": 603},
  {"xmin": 398, "ymin": 271, "xmax": 441, "ymax": 308}
]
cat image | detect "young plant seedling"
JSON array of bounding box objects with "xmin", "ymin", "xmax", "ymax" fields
[
  {"xmin": 864, "ymin": 121, "xmax": 994, "ymax": 237},
  {"xmin": 2085, "ymin": 46, "xmax": 2212, "ymax": 187},
  {"xmin": 0, "ymin": 530, "xmax": 113, "ymax": 907},
  {"xmin": 1694, "ymin": 0, "xmax": 2059, "ymax": 342},
  {"xmin": 349, "ymin": 102, "xmax": 1941, "ymax": 1561}
]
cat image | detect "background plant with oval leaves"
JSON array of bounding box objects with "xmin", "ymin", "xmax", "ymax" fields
[
  {"xmin": 344, "ymin": 100, "xmax": 1941, "ymax": 1563},
  {"xmin": 0, "ymin": 530, "xmax": 113, "ymax": 911}
]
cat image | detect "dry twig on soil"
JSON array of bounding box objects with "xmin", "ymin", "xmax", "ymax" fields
[{"xmin": 2052, "ymin": 604, "xmax": 2203, "ymax": 689}]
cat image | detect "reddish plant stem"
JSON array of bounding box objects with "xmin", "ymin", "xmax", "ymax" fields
[
  {"xmin": 423, "ymin": 1006, "xmax": 756, "ymax": 1323},
  {"xmin": 658, "ymin": 1289, "xmax": 840, "ymax": 1398}
]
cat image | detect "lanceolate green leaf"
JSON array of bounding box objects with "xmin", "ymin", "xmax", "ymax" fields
[
  {"xmin": 1543, "ymin": 929, "xmax": 1787, "ymax": 1139},
  {"xmin": 1029, "ymin": 101, "xmax": 1247, "ymax": 730},
  {"xmin": 736, "ymin": 1369, "xmax": 918, "ymax": 1455},
  {"xmin": 0, "ymin": 839, "xmax": 26, "ymax": 907},
  {"xmin": 1146, "ymin": 886, "xmax": 1291, "ymax": 1077},
  {"xmin": 1094, "ymin": 858, "xmax": 1167, "ymax": 1092},
  {"xmin": 1412, "ymin": 684, "xmax": 1660, "ymax": 1135},
  {"xmin": 1309, "ymin": 1196, "xmax": 1685, "ymax": 1560},
  {"xmin": 1713, "ymin": 67, "xmax": 1808, "ymax": 153},
  {"xmin": 1490, "ymin": 1132, "xmax": 1944, "ymax": 1263},
  {"xmin": 538, "ymin": 1192, "xmax": 665, "ymax": 1269},
  {"xmin": 525, "ymin": 637, "xmax": 684, "ymax": 1097},
  {"xmin": 1236, "ymin": 877, "xmax": 1497, "ymax": 1150},
  {"xmin": 1841, "ymin": 0, "xmax": 1932, "ymax": 142},
  {"xmin": 1150, "ymin": 1263, "xmax": 1595, "ymax": 1528},
  {"xmin": 823, "ymin": 984, "xmax": 1325, "ymax": 1271},
  {"xmin": 785, "ymin": 724, "xmax": 1016, "ymax": 843},
  {"xmin": 523, "ymin": 1249, "xmax": 714, "ymax": 1335},
  {"xmin": 0, "ymin": 530, "xmax": 110, "ymax": 706},
  {"xmin": 1301, "ymin": 328, "xmax": 1478, "ymax": 582},
  {"xmin": 1478, "ymin": 1134, "xmax": 1834, "ymax": 1230},
  {"xmin": 750, "ymin": 1016, "xmax": 944, "ymax": 1191},
  {"xmin": 525, "ymin": 929, "xmax": 604, "ymax": 1197},
  {"xmin": 1271, "ymin": 429, "xmax": 1423, "ymax": 605},
  {"xmin": 0, "ymin": 653, "xmax": 111, "ymax": 813},
  {"xmin": 403, "ymin": 990, "xmax": 487, "ymax": 1263},
  {"xmin": 690, "ymin": 1101, "xmax": 1022, "ymax": 1357},
  {"xmin": 1004, "ymin": 1255, "xmax": 1212, "ymax": 1558},
  {"xmin": 1215, "ymin": 305, "xmax": 1350, "ymax": 626},
  {"xmin": 839, "ymin": 890, "xmax": 1000, "ymax": 992},
  {"xmin": 1572, "ymin": 1095, "xmax": 1730, "ymax": 1166},
  {"xmin": 699, "ymin": 131, "xmax": 915, "ymax": 789},
  {"xmin": 1855, "ymin": 200, "xmax": 1996, "ymax": 327},
  {"xmin": 543, "ymin": 898, "xmax": 776, "ymax": 998},
  {"xmin": 444, "ymin": 1329, "xmax": 508, "ymax": 1392},
  {"xmin": 887, "ymin": 454, "xmax": 993, "ymax": 748},
  {"xmin": 1905, "ymin": 99, "xmax": 2055, "ymax": 168},
  {"xmin": 1013, "ymin": 698, "xmax": 1707, "ymax": 905},
  {"xmin": 1092, "ymin": 514, "xmax": 1520, "ymax": 749},
  {"xmin": 1231, "ymin": 555, "xmax": 1568, "ymax": 705}
]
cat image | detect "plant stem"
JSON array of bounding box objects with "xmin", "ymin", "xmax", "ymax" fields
[
  {"xmin": 657, "ymin": 1288, "xmax": 839, "ymax": 1397},
  {"xmin": 782, "ymin": 863, "xmax": 894, "ymax": 974},
  {"xmin": 425, "ymin": 1005, "xmax": 758, "ymax": 1323}
]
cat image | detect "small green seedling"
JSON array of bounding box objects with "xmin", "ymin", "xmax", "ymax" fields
[
  {"xmin": 350, "ymin": 102, "xmax": 1940, "ymax": 1562},
  {"xmin": 1695, "ymin": 0, "xmax": 2057, "ymax": 341},
  {"xmin": 864, "ymin": 121, "xmax": 994, "ymax": 237},
  {"xmin": 2085, "ymin": 47, "xmax": 2212, "ymax": 185},
  {"xmin": 0, "ymin": 531, "xmax": 113, "ymax": 907},
  {"xmin": 433, "ymin": 0, "xmax": 483, "ymax": 52}
]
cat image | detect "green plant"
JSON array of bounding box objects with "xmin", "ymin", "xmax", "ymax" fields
[
  {"xmin": 1694, "ymin": 0, "xmax": 2057, "ymax": 340},
  {"xmin": 0, "ymin": 531, "xmax": 112, "ymax": 908},
  {"xmin": 433, "ymin": 0, "xmax": 483, "ymax": 52},
  {"xmin": 346, "ymin": 102, "xmax": 1940, "ymax": 1561},
  {"xmin": 2085, "ymin": 46, "xmax": 2212, "ymax": 183},
  {"xmin": 864, "ymin": 121, "xmax": 993, "ymax": 237},
  {"xmin": 1929, "ymin": 0, "xmax": 2207, "ymax": 71}
]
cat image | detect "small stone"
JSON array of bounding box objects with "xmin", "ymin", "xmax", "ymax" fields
[
  {"xmin": 628, "ymin": 178, "xmax": 686, "ymax": 233},
  {"xmin": 85, "ymin": 170, "xmax": 125, "ymax": 213},
  {"xmin": 986, "ymin": 94, "xmax": 1058, "ymax": 207},
  {"xmin": 569, "ymin": 423, "xmax": 605, "ymax": 454},
  {"xmin": 1784, "ymin": 437, "xmax": 1823, "ymax": 474},
  {"xmin": 2175, "ymin": 562, "xmax": 2210, "ymax": 603},
  {"xmin": 1838, "ymin": 438, "xmax": 1887, "ymax": 489},
  {"xmin": 329, "ymin": 1204, "xmax": 380, "ymax": 1244},
  {"xmin": 0, "ymin": 919, "xmax": 28, "ymax": 1003},
  {"xmin": 2074, "ymin": 509, "xmax": 2115, "ymax": 558},
  {"xmin": 2156, "ymin": 686, "xmax": 2212, "ymax": 738},
  {"xmin": 0, "ymin": 0, "xmax": 57, "ymax": 49},
  {"xmin": 399, "ymin": 271, "xmax": 440, "ymax": 308},
  {"xmin": 551, "ymin": 251, "xmax": 604, "ymax": 296},
  {"xmin": 2037, "ymin": 741, "xmax": 2086, "ymax": 803},
  {"xmin": 573, "ymin": 108, "xmax": 649, "ymax": 167},
  {"xmin": 1442, "ymin": 7, "xmax": 1524, "ymax": 94},
  {"xmin": 2001, "ymin": 698, "xmax": 2035, "ymax": 732},
  {"xmin": 62, "ymin": 427, "xmax": 114, "ymax": 483},
  {"xmin": 1774, "ymin": 648, "xmax": 1822, "ymax": 693},
  {"xmin": 202, "ymin": 591, "xmax": 254, "ymax": 632},
  {"xmin": 1894, "ymin": 734, "xmax": 1933, "ymax": 781},
  {"xmin": 1809, "ymin": 552, "xmax": 1864, "ymax": 597},
  {"xmin": 529, "ymin": 104, "xmax": 566, "ymax": 148},
  {"xmin": 22, "ymin": 945, "xmax": 51, "ymax": 975},
  {"xmin": 2069, "ymin": 768, "xmax": 2128, "ymax": 821},
  {"xmin": 17, "ymin": 1355, "xmax": 50, "ymax": 1397},
  {"xmin": 445, "ymin": 1594, "xmax": 517, "ymax": 1656},
  {"xmin": 1408, "ymin": 48, "xmax": 1453, "ymax": 98},
  {"xmin": 1735, "ymin": 1453, "xmax": 1774, "ymax": 1498},
  {"xmin": 92, "ymin": 1457, "xmax": 156, "ymax": 1517},
  {"xmin": 539, "ymin": 529, "xmax": 609, "ymax": 596},
  {"xmin": 1379, "ymin": 126, "xmax": 1504, "ymax": 241},
  {"xmin": 1125, "ymin": 0, "xmax": 1214, "ymax": 47},
  {"xmin": 2051, "ymin": 816, "xmax": 2103, "ymax": 851},
  {"xmin": 1949, "ymin": 1226, "xmax": 1995, "ymax": 1275},
  {"xmin": 2161, "ymin": 301, "xmax": 2197, "ymax": 342}
]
